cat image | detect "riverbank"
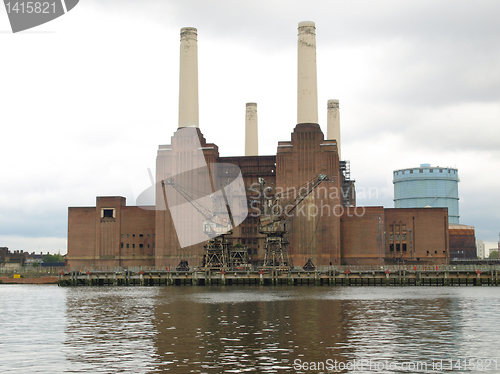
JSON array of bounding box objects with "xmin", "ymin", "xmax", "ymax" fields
[
  {"xmin": 0, "ymin": 276, "xmax": 59, "ymax": 284},
  {"xmin": 58, "ymin": 267, "xmax": 500, "ymax": 286}
]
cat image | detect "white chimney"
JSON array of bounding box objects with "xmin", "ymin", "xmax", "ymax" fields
[
  {"xmin": 245, "ymin": 103, "xmax": 258, "ymax": 156},
  {"xmin": 327, "ymin": 99, "xmax": 341, "ymax": 159},
  {"xmin": 297, "ymin": 21, "xmax": 318, "ymax": 125},
  {"xmin": 178, "ymin": 27, "xmax": 199, "ymax": 128}
]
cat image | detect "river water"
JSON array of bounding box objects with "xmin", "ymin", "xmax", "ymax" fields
[{"xmin": 1, "ymin": 285, "xmax": 499, "ymax": 373}]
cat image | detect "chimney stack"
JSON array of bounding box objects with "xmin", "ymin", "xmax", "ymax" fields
[
  {"xmin": 297, "ymin": 21, "xmax": 318, "ymax": 125},
  {"xmin": 327, "ymin": 99, "xmax": 341, "ymax": 159},
  {"xmin": 178, "ymin": 27, "xmax": 199, "ymax": 128},
  {"xmin": 245, "ymin": 103, "xmax": 258, "ymax": 156}
]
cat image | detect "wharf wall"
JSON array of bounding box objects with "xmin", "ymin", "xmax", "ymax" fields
[{"xmin": 58, "ymin": 266, "xmax": 500, "ymax": 287}]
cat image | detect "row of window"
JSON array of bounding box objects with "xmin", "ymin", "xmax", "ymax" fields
[
  {"xmin": 247, "ymin": 248, "xmax": 258, "ymax": 255},
  {"xmin": 427, "ymin": 250, "xmax": 446, "ymax": 256},
  {"xmin": 389, "ymin": 234, "xmax": 407, "ymax": 241},
  {"xmin": 120, "ymin": 243, "xmax": 155, "ymax": 249},
  {"xmin": 389, "ymin": 243, "xmax": 407, "ymax": 252},
  {"xmin": 395, "ymin": 169, "xmax": 457, "ymax": 176},
  {"xmin": 389, "ymin": 224, "xmax": 406, "ymax": 232},
  {"xmin": 121, "ymin": 234, "xmax": 154, "ymax": 238},
  {"xmin": 242, "ymin": 227, "xmax": 258, "ymax": 234},
  {"xmin": 244, "ymin": 217, "xmax": 259, "ymax": 224},
  {"xmin": 389, "ymin": 245, "xmax": 446, "ymax": 256}
]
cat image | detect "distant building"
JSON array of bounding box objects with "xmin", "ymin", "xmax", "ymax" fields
[
  {"xmin": 488, "ymin": 248, "xmax": 499, "ymax": 258},
  {"xmin": 24, "ymin": 252, "xmax": 47, "ymax": 266},
  {"xmin": 476, "ymin": 240, "xmax": 486, "ymax": 259},
  {"xmin": 394, "ymin": 164, "xmax": 459, "ymax": 224},
  {"xmin": 0, "ymin": 247, "xmax": 8, "ymax": 263},
  {"xmin": 449, "ymin": 225, "xmax": 476, "ymax": 259},
  {"xmin": 0, "ymin": 248, "xmax": 26, "ymax": 269}
]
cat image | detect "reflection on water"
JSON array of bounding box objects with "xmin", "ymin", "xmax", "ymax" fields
[
  {"xmin": 64, "ymin": 288, "xmax": 159, "ymax": 373},
  {"xmin": 0, "ymin": 286, "xmax": 499, "ymax": 373}
]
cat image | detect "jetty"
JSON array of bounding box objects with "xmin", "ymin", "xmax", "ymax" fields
[{"xmin": 58, "ymin": 265, "xmax": 500, "ymax": 287}]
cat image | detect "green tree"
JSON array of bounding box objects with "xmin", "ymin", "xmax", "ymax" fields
[
  {"xmin": 489, "ymin": 251, "xmax": 499, "ymax": 259},
  {"xmin": 43, "ymin": 254, "xmax": 65, "ymax": 263}
]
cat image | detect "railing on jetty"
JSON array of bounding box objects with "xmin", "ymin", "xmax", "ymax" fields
[{"xmin": 58, "ymin": 265, "xmax": 500, "ymax": 287}]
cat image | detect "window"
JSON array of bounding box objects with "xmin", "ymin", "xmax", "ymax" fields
[
  {"xmin": 139, "ymin": 244, "xmax": 144, "ymax": 248},
  {"xmin": 396, "ymin": 243, "xmax": 400, "ymax": 251},
  {"xmin": 101, "ymin": 208, "xmax": 115, "ymax": 218},
  {"xmin": 132, "ymin": 244, "xmax": 135, "ymax": 248},
  {"xmin": 120, "ymin": 243, "xmax": 123, "ymax": 248},
  {"xmin": 402, "ymin": 244, "xmax": 407, "ymax": 252},
  {"xmin": 430, "ymin": 169, "xmax": 433, "ymax": 173},
  {"xmin": 410, "ymin": 170, "xmax": 413, "ymax": 174},
  {"xmin": 390, "ymin": 244, "xmax": 394, "ymax": 252},
  {"xmin": 127, "ymin": 244, "xmax": 129, "ymax": 248},
  {"xmin": 420, "ymin": 169, "xmax": 423, "ymax": 173},
  {"xmin": 139, "ymin": 234, "xmax": 143, "ymax": 237}
]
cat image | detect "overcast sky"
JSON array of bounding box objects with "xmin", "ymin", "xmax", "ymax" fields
[{"xmin": 1, "ymin": 0, "xmax": 499, "ymax": 254}]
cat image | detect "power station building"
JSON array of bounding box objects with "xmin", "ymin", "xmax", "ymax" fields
[{"xmin": 67, "ymin": 22, "xmax": 450, "ymax": 269}]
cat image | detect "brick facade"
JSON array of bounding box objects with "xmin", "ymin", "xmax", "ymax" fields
[
  {"xmin": 67, "ymin": 196, "xmax": 155, "ymax": 269},
  {"xmin": 67, "ymin": 129, "xmax": 450, "ymax": 269}
]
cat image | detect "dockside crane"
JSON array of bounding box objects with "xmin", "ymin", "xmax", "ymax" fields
[
  {"xmin": 162, "ymin": 178, "xmax": 232, "ymax": 237},
  {"xmin": 258, "ymin": 174, "xmax": 329, "ymax": 269},
  {"xmin": 161, "ymin": 177, "xmax": 247, "ymax": 270}
]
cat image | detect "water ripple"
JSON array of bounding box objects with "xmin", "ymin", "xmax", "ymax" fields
[{"xmin": 2, "ymin": 286, "xmax": 500, "ymax": 373}]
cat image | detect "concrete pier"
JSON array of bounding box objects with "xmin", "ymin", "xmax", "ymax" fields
[{"xmin": 58, "ymin": 266, "xmax": 500, "ymax": 287}]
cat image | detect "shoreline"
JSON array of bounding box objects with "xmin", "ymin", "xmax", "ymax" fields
[{"xmin": 0, "ymin": 276, "xmax": 59, "ymax": 285}]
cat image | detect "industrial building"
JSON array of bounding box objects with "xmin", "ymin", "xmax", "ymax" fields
[
  {"xmin": 393, "ymin": 164, "xmax": 476, "ymax": 259},
  {"xmin": 393, "ymin": 164, "xmax": 460, "ymax": 223},
  {"xmin": 448, "ymin": 224, "xmax": 476, "ymax": 259},
  {"xmin": 67, "ymin": 22, "xmax": 450, "ymax": 269}
]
